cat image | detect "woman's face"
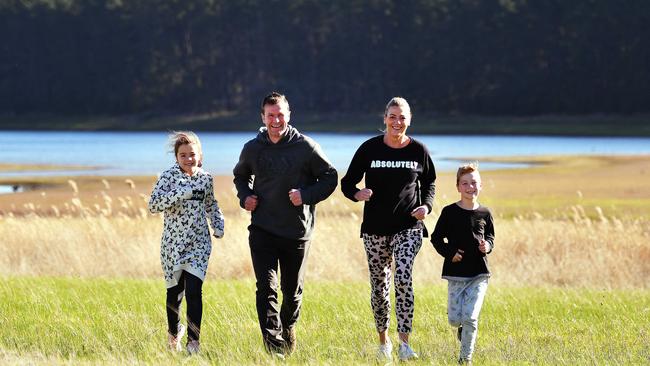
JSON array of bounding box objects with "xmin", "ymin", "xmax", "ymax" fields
[
  {"xmin": 384, "ymin": 105, "xmax": 411, "ymax": 140},
  {"xmin": 176, "ymin": 143, "xmax": 200, "ymax": 175}
]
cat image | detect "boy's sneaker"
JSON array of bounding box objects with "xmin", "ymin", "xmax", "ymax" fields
[
  {"xmin": 376, "ymin": 338, "xmax": 393, "ymax": 362},
  {"xmin": 282, "ymin": 327, "xmax": 297, "ymax": 354},
  {"xmin": 398, "ymin": 341, "xmax": 419, "ymax": 361},
  {"xmin": 167, "ymin": 323, "xmax": 186, "ymax": 352},
  {"xmin": 457, "ymin": 326, "xmax": 463, "ymax": 342},
  {"xmin": 187, "ymin": 340, "xmax": 200, "ymax": 355}
]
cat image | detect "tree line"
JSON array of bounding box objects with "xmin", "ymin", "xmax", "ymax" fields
[{"xmin": 1, "ymin": 0, "xmax": 649, "ymax": 117}]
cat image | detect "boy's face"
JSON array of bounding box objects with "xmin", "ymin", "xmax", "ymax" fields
[
  {"xmin": 457, "ymin": 171, "xmax": 482, "ymax": 201},
  {"xmin": 176, "ymin": 143, "xmax": 201, "ymax": 175}
]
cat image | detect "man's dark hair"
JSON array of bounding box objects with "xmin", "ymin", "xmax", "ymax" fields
[{"xmin": 261, "ymin": 92, "xmax": 289, "ymax": 114}]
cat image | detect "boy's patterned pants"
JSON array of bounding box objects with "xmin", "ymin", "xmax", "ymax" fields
[
  {"xmin": 447, "ymin": 276, "xmax": 489, "ymax": 362},
  {"xmin": 362, "ymin": 228, "xmax": 422, "ymax": 334}
]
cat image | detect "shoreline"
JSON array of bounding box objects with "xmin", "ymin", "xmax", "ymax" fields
[
  {"xmin": 1, "ymin": 154, "xmax": 648, "ymax": 220},
  {"xmin": 2, "ymin": 113, "xmax": 650, "ymax": 137}
]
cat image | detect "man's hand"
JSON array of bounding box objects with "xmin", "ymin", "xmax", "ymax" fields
[
  {"xmin": 289, "ymin": 189, "xmax": 303, "ymax": 206},
  {"xmin": 244, "ymin": 195, "xmax": 258, "ymax": 211}
]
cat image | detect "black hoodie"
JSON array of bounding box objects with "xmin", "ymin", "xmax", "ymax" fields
[{"xmin": 233, "ymin": 125, "xmax": 338, "ymax": 240}]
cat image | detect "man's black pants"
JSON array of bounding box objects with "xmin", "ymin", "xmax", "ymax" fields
[{"xmin": 248, "ymin": 225, "xmax": 311, "ymax": 351}]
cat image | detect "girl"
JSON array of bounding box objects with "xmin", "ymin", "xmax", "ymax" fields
[{"xmin": 148, "ymin": 131, "xmax": 225, "ymax": 355}]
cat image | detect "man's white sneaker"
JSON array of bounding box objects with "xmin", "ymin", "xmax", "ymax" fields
[
  {"xmin": 167, "ymin": 323, "xmax": 185, "ymax": 352},
  {"xmin": 398, "ymin": 341, "xmax": 419, "ymax": 361},
  {"xmin": 377, "ymin": 338, "xmax": 393, "ymax": 361}
]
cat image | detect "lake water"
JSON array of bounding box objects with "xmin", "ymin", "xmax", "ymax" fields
[{"xmin": 1, "ymin": 131, "xmax": 649, "ymax": 181}]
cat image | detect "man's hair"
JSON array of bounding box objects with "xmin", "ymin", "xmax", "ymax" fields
[
  {"xmin": 261, "ymin": 92, "xmax": 289, "ymax": 113},
  {"xmin": 456, "ymin": 161, "xmax": 479, "ymax": 185},
  {"xmin": 168, "ymin": 130, "xmax": 202, "ymax": 156},
  {"xmin": 384, "ymin": 97, "xmax": 411, "ymax": 116}
]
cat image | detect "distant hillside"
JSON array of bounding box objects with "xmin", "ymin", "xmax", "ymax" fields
[{"xmin": 1, "ymin": 1, "xmax": 649, "ymax": 117}]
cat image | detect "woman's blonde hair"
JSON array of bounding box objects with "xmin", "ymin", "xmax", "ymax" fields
[{"xmin": 384, "ymin": 97, "xmax": 411, "ymax": 116}]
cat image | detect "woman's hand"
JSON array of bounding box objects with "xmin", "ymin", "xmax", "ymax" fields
[
  {"xmin": 410, "ymin": 205, "xmax": 429, "ymax": 220},
  {"xmin": 354, "ymin": 188, "xmax": 373, "ymax": 201}
]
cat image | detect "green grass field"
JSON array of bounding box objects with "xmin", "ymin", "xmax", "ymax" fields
[{"xmin": 1, "ymin": 277, "xmax": 648, "ymax": 365}]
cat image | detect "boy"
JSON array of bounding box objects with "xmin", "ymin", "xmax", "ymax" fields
[{"xmin": 431, "ymin": 162, "xmax": 494, "ymax": 364}]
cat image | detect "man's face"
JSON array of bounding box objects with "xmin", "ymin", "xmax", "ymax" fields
[{"xmin": 261, "ymin": 102, "xmax": 291, "ymax": 143}]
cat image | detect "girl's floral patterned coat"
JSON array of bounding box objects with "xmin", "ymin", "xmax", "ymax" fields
[{"xmin": 149, "ymin": 164, "xmax": 225, "ymax": 288}]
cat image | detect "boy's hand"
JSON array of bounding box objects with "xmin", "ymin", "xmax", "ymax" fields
[
  {"xmin": 452, "ymin": 249, "xmax": 464, "ymax": 263},
  {"xmin": 479, "ymin": 239, "xmax": 491, "ymax": 254}
]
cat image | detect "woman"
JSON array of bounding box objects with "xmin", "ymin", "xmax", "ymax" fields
[{"xmin": 341, "ymin": 97, "xmax": 436, "ymax": 361}]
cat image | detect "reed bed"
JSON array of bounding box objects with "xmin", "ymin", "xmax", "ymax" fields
[{"xmin": 1, "ymin": 180, "xmax": 648, "ymax": 289}]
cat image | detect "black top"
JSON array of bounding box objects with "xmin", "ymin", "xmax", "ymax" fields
[
  {"xmin": 341, "ymin": 135, "xmax": 436, "ymax": 236},
  {"xmin": 233, "ymin": 125, "xmax": 338, "ymax": 240},
  {"xmin": 431, "ymin": 203, "xmax": 495, "ymax": 279}
]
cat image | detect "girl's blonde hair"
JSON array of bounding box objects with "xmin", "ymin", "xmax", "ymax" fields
[
  {"xmin": 456, "ymin": 161, "xmax": 479, "ymax": 185},
  {"xmin": 168, "ymin": 131, "xmax": 202, "ymax": 165}
]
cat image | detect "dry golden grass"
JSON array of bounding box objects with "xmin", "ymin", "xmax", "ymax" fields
[{"xmin": 0, "ymin": 155, "xmax": 649, "ymax": 288}]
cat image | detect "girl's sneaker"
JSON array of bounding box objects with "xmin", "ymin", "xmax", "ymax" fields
[
  {"xmin": 187, "ymin": 340, "xmax": 201, "ymax": 355},
  {"xmin": 167, "ymin": 324, "xmax": 186, "ymax": 352}
]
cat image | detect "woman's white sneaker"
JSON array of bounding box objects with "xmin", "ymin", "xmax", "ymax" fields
[
  {"xmin": 398, "ymin": 341, "xmax": 419, "ymax": 361},
  {"xmin": 377, "ymin": 338, "xmax": 393, "ymax": 361}
]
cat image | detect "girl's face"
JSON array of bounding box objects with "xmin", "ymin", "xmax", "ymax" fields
[{"xmin": 176, "ymin": 143, "xmax": 200, "ymax": 175}]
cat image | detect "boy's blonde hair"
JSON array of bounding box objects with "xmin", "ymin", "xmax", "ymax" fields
[
  {"xmin": 456, "ymin": 161, "xmax": 479, "ymax": 185},
  {"xmin": 168, "ymin": 131, "xmax": 202, "ymax": 160}
]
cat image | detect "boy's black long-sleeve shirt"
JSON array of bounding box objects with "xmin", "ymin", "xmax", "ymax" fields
[
  {"xmin": 341, "ymin": 135, "xmax": 436, "ymax": 236},
  {"xmin": 431, "ymin": 203, "xmax": 495, "ymax": 279}
]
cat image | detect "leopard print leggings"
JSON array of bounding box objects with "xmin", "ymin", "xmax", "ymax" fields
[{"xmin": 362, "ymin": 228, "xmax": 422, "ymax": 333}]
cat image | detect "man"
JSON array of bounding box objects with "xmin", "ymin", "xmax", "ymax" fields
[{"xmin": 233, "ymin": 92, "xmax": 338, "ymax": 356}]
